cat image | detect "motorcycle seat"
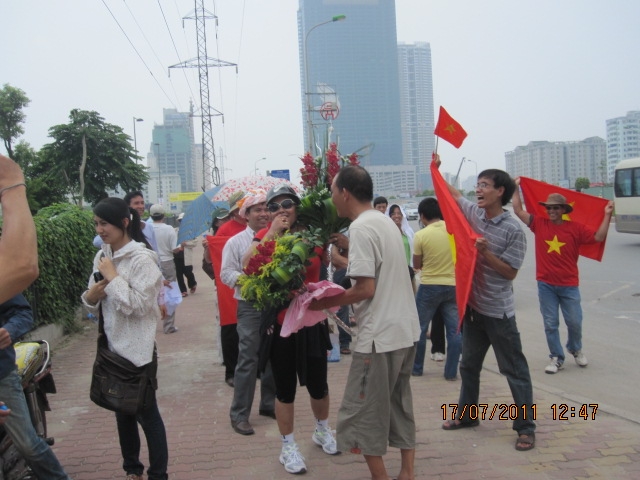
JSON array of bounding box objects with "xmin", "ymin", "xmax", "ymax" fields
[{"xmin": 14, "ymin": 342, "xmax": 45, "ymax": 383}]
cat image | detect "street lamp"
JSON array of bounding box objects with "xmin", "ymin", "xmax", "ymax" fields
[
  {"xmin": 466, "ymin": 158, "xmax": 478, "ymax": 178},
  {"xmin": 132, "ymin": 117, "xmax": 144, "ymax": 161},
  {"xmin": 155, "ymin": 143, "xmax": 162, "ymax": 204},
  {"xmin": 254, "ymin": 157, "xmax": 266, "ymax": 176},
  {"xmin": 304, "ymin": 14, "xmax": 346, "ymax": 154}
]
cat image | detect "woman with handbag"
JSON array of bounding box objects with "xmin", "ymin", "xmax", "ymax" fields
[{"xmin": 82, "ymin": 197, "xmax": 168, "ymax": 480}]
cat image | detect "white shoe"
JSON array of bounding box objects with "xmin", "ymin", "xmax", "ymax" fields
[
  {"xmin": 430, "ymin": 352, "xmax": 445, "ymax": 362},
  {"xmin": 279, "ymin": 442, "xmax": 307, "ymax": 474},
  {"xmin": 312, "ymin": 428, "xmax": 339, "ymax": 455},
  {"xmin": 545, "ymin": 357, "xmax": 564, "ymax": 374},
  {"xmin": 573, "ymin": 351, "xmax": 588, "ymax": 367}
]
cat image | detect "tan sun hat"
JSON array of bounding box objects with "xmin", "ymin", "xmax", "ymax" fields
[
  {"xmin": 227, "ymin": 191, "xmax": 246, "ymax": 213},
  {"xmin": 538, "ymin": 193, "xmax": 573, "ymax": 214}
]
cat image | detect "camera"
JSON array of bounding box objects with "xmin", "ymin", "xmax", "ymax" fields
[{"xmin": 93, "ymin": 271, "xmax": 104, "ymax": 282}]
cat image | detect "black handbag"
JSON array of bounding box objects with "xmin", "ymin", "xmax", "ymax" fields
[{"xmin": 90, "ymin": 306, "xmax": 158, "ymax": 415}]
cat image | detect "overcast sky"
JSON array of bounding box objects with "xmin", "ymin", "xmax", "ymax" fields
[{"xmin": 3, "ymin": 0, "xmax": 639, "ymax": 188}]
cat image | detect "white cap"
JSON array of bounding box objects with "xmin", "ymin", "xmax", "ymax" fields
[{"xmin": 150, "ymin": 204, "xmax": 165, "ymax": 218}]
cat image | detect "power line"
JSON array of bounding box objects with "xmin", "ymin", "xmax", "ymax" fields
[{"xmin": 101, "ymin": 0, "xmax": 176, "ymax": 108}]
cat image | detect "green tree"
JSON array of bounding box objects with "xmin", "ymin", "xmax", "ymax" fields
[
  {"xmin": 13, "ymin": 141, "xmax": 67, "ymax": 212},
  {"xmin": 42, "ymin": 109, "xmax": 148, "ymax": 207},
  {"xmin": 0, "ymin": 84, "xmax": 30, "ymax": 159},
  {"xmin": 575, "ymin": 177, "xmax": 590, "ymax": 192}
]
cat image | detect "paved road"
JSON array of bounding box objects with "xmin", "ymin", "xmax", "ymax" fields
[{"xmin": 45, "ymin": 239, "xmax": 640, "ymax": 479}]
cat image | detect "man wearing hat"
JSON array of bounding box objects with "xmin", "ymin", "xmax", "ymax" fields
[
  {"xmin": 215, "ymin": 191, "xmax": 248, "ymax": 238},
  {"xmin": 150, "ymin": 204, "xmax": 180, "ymax": 334},
  {"xmin": 512, "ymin": 182, "xmax": 614, "ymax": 374}
]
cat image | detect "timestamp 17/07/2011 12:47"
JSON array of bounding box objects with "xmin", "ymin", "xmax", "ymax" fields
[{"xmin": 441, "ymin": 403, "xmax": 599, "ymax": 421}]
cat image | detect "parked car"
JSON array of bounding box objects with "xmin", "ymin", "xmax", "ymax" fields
[{"xmin": 404, "ymin": 203, "xmax": 419, "ymax": 220}]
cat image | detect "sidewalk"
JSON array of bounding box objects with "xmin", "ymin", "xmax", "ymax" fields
[{"xmin": 47, "ymin": 247, "xmax": 640, "ymax": 479}]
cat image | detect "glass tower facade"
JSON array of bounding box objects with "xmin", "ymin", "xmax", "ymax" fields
[{"xmin": 298, "ymin": 0, "xmax": 403, "ymax": 167}]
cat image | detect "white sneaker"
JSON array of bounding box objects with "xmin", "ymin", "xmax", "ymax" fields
[
  {"xmin": 430, "ymin": 352, "xmax": 445, "ymax": 362},
  {"xmin": 545, "ymin": 357, "xmax": 564, "ymax": 374},
  {"xmin": 279, "ymin": 442, "xmax": 307, "ymax": 474},
  {"xmin": 573, "ymin": 351, "xmax": 588, "ymax": 367},
  {"xmin": 312, "ymin": 428, "xmax": 339, "ymax": 455}
]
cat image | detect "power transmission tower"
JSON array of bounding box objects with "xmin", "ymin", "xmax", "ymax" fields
[{"xmin": 170, "ymin": 1, "xmax": 237, "ymax": 190}]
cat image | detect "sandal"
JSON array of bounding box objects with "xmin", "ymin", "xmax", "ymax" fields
[
  {"xmin": 340, "ymin": 347, "xmax": 351, "ymax": 355},
  {"xmin": 442, "ymin": 419, "xmax": 479, "ymax": 430},
  {"xmin": 181, "ymin": 292, "xmax": 188, "ymax": 297},
  {"xmin": 515, "ymin": 433, "xmax": 535, "ymax": 451}
]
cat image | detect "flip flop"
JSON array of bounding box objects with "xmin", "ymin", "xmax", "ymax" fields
[
  {"xmin": 340, "ymin": 347, "xmax": 351, "ymax": 355},
  {"xmin": 442, "ymin": 419, "xmax": 479, "ymax": 430},
  {"xmin": 515, "ymin": 433, "xmax": 535, "ymax": 451}
]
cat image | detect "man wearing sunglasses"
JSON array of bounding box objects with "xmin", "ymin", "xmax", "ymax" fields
[{"xmin": 511, "ymin": 182, "xmax": 614, "ymax": 375}]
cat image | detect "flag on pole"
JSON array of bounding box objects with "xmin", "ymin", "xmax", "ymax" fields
[
  {"xmin": 434, "ymin": 106, "xmax": 468, "ymax": 148},
  {"xmin": 519, "ymin": 177, "xmax": 610, "ymax": 261},
  {"xmin": 430, "ymin": 160, "xmax": 479, "ymax": 326},
  {"xmin": 207, "ymin": 235, "xmax": 238, "ymax": 326}
]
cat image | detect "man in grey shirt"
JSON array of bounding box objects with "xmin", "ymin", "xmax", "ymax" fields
[
  {"xmin": 150, "ymin": 204, "xmax": 179, "ymax": 334},
  {"xmin": 435, "ymin": 157, "xmax": 536, "ymax": 452}
]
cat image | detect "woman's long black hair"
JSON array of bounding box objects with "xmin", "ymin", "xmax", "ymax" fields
[{"xmin": 94, "ymin": 197, "xmax": 152, "ymax": 249}]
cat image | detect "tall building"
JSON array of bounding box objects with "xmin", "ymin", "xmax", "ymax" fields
[
  {"xmin": 505, "ymin": 137, "xmax": 606, "ymax": 188},
  {"xmin": 398, "ymin": 42, "xmax": 435, "ymax": 191},
  {"xmin": 606, "ymin": 111, "xmax": 640, "ymax": 182},
  {"xmin": 298, "ymin": 0, "xmax": 403, "ymax": 167}
]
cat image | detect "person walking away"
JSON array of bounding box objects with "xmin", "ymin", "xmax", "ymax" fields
[
  {"xmin": 0, "ymin": 294, "xmax": 71, "ymax": 479},
  {"xmin": 511, "ymin": 181, "xmax": 613, "ymax": 373},
  {"xmin": 82, "ymin": 197, "xmax": 168, "ymax": 480},
  {"xmin": 149, "ymin": 205, "xmax": 179, "ymax": 334},
  {"xmin": 434, "ymin": 156, "xmax": 536, "ymax": 452},
  {"xmin": 311, "ymin": 165, "xmax": 420, "ymax": 480},
  {"xmin": 173, "ymin": 213, "xmax": 198, "ymax": 297},
  {"xmin": 411, "ymin": 197, "xmax": 462, "ymax": 380}
]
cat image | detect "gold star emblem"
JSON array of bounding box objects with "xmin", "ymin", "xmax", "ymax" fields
[
  {"xmin": 545, "ymin": 235, "xmax": 566, "ymax": 254},
  {"xmin": 445, "ymin": 124, "xmax": 456, "ymax": 135},
  {"xmin": 562, "ymin": 202, "xmax": 575, "ymax": 221}
]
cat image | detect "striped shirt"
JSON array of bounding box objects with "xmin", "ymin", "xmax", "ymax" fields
[
  {"xmin": 457, "ymin": 197, "xmax": 526, "ymax": 318},
  {"xmin": 220, "ymin": 226, "xmax": 257, "ymax": 300}
]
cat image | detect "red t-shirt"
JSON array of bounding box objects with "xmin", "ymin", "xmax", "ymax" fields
[
  {"xmin": 529, "ymin": 215, "xmax": 596, "ymax": 286},
  {"xmin": 215, "ymin": 219, "xmax": 245, "ymax": 238},
  {"xmin": 255, "ymin": 226, "xmax": 323, "ymax": 324}
]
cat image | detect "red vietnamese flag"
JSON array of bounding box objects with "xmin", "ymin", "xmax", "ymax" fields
[
  {"xmin": 430, "ymin": 160, "xmax": 479, "ymax": 326},
  {"xmin": 519, "ymin": 177, "xmax": 610, "ymax": 261},
  {"xmin": 207, "ymin": 235, "xmax": 238, "ymax": 326},
  {"xmin": 434, "ymin": 106, "xmax": 468, "ymax": 148}
]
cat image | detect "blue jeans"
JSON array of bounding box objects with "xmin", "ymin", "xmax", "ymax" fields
[
  {"xmin": 0, "ymin": 369, "xmax": 70, "ymax": 479},
  {"xmin": 115, "ymin": 401, "xmax": 168, "ymax": 480},
  {"xmin": 457, "ymin": 308, "xmax": 536, "ymax": 434},
  {"xmin": 413, "ymin": 285, "xmax": 462, "ymax": 379},
  {"xmin": 538, "ymin": 281, "xmax": 583, "ymax": 363}
]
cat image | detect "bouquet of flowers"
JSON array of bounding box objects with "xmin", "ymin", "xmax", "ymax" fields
[
  {"xmin": 297, "ymin": 142, "xmax": 359, "ymax": 243},
  {"xmin": 238, "ymin": 228, "xmax": 324, "ymax": 311}
]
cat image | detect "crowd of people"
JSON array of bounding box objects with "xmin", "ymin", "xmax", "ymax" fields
[{"xmin": 0, "ymin": 151, "xmax": 613, "ymax": 479}]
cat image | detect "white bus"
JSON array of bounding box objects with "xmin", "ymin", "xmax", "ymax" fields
[{"xmin": 613, "ymin": 157, "xmax": 640, "ymax": 234}]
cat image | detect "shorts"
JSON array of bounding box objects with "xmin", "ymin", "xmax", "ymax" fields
[{"xmin": 337, "ymin": 344, "xmax": 416, "ymax": 456}]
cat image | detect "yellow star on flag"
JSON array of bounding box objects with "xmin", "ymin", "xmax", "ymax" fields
[
  {"xmin": 562, "ymin": 202, "xmax": 575, "ymax": 221},
  {"xmin": 545, "ymin": 235, "xmax": 566, "ymax": 254},
  {"xmin": 445, "ymin": 124, "xmax": 456, "ymax": 135}
]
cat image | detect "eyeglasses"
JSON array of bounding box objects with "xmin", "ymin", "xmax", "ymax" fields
[
  {"xmin": 267, "ymin": 199, "xmax": 296, "ymax": 212},
  {"xmin": 474, "ymin": 182, "xmax": 494, "ymax": 190},
  {"xmin": 545, "ymin": 205, "xmax": 562, "ymax": 211}
]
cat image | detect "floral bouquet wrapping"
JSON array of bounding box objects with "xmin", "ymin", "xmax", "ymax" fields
[
  {"xmin": 238, "ymin": 229, "xmax": 324, "ymax": 311},
  {"xmin": 297, "ymin": 142, "xmax": 359, "ymax": 243}
]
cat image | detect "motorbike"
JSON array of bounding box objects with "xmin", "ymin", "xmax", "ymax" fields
[{"xmin": 0, "ymin": 340, "xmax": 56, "ymax": 480}]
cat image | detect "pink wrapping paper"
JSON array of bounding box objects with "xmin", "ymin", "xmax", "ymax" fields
[{"xmin": 281, "ymin": 280, "xmax": 345, "ymax": 337}]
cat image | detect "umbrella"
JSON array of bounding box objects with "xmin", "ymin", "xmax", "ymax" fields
[{"xmin": 177, "ymin": 175, "xmax": 299, "ymax": 243}]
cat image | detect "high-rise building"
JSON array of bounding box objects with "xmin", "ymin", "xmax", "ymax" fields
[
  {"xmin": 298, "ymin": 0, "xmax": 403, "ymax": 167},
  {"xmin": 505, "ymin": 137, "xmax": 606, "ymax": 188},
  {"xmin": 606, "ymin": 111, "xmax": 640, "ymax": 182},
  {"xmin": 398, "ymin": 42, "xmax": 435, "ymax": 191}
]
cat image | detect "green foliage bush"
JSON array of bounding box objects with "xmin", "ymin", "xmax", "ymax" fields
[{"xmin": 24, "ymin": 204, "xmax": 96, "ymax": 332}]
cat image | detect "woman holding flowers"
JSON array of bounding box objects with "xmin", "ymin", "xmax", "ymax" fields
[{"xmin": 244, "ymin": 184, "xmax": 338, "ymax": 476}]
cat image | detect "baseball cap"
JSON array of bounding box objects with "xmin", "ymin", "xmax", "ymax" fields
[
  {"xmin": 150, "ymin": 204, "xmax": 165, "ymax": 219},
  {"xmin": 177, "ymin": 212, "xmax": 185, "ymax": 221},
  {"xmin": 212, "ymin": 207, "xmax": 230, "ymax": 220}
]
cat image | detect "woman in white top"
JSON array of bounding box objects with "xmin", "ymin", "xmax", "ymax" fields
[
  {"xmin": 82, "ymin": 197, "xmax": 168, "ymax": 480},
  {"xmin": 386, "ymin": 204, "xmax": 416, "ymax": 286}
]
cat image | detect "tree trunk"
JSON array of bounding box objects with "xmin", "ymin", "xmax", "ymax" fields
[{"xmin": 78, "ymin": 133, "xmax": 87, "ymax": 208}]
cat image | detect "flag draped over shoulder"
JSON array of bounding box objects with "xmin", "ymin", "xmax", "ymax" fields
[
  {"xmin": 430, "ymin": 161, "xmax": 479, "ymax": 326},
  {"xmin": 519, "ymin": 177, "xmax": 610, "ymax": 261},
  {"xmin": 207, "ymin": 235, "xmax": 238, "ymax": 326},
  {"xmin": 434, "ymin": 106, "xmax": 468, "ymax": 148}
]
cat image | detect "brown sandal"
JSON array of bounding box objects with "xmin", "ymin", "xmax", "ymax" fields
[{"xmin": 515, "ymin": 433, "xmax": 535, "ymax": 451}]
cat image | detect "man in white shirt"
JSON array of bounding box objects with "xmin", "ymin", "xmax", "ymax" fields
[
  {"xmin": 150, "ymin": 204, "xmax": 179, "ymax": 334},
  {"xmin": 311, "ymin": 165, "xmax": 420, "ymax": 480},
  {"xmin": 220, "ymin": 191, "xmax": 276, "ymax": 436}
]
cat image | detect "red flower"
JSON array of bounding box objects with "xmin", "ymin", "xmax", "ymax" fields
[
  {"xmin": 300, "ymin": 152, "xmax": 319, "ymax": 190},
  {"xmin": 244, "ymin": 241, "xmax": 276, "ymax": 275}
]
